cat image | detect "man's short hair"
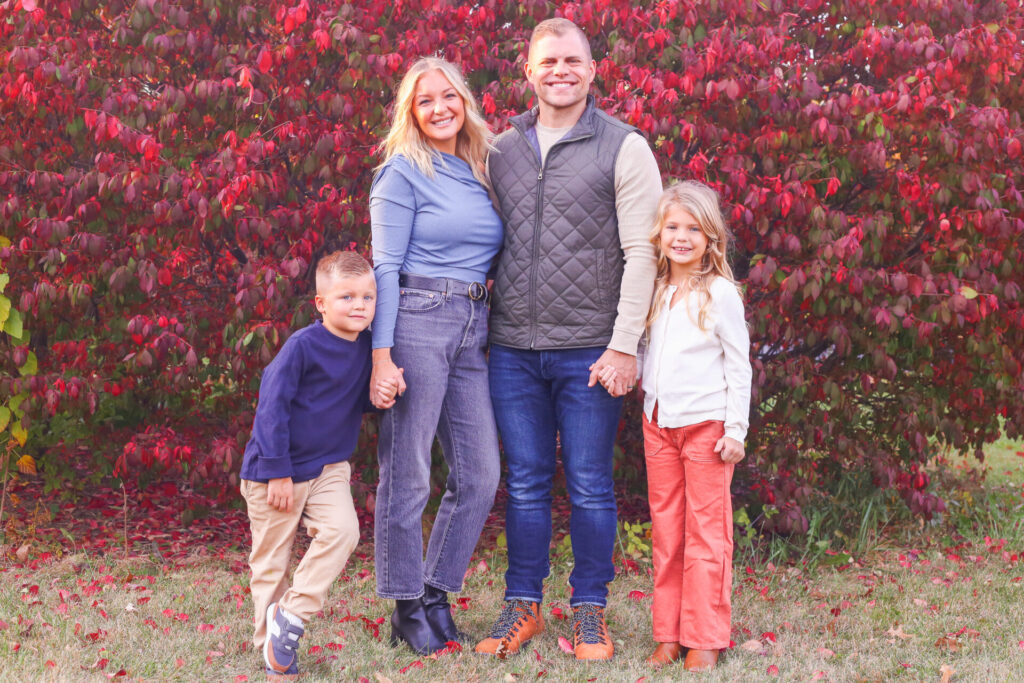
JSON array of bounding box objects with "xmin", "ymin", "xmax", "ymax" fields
[
  {"xmin": 529, "ymin": 17, "xmax": 592, "ymax": 62},
  {"xmin": 315, "ymin": 250, "xmax": 372, "ymax": 292}
]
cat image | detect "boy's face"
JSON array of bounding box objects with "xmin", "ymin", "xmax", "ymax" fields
[{"xmin": 314, "ymin": 272, "xmax": 376, "ymax": 341}]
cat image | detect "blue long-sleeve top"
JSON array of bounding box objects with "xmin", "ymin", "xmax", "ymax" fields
[
  {"xmin": 240, "ymin": 322, "xmax": 372, "ymax": 483},
  {"xmin": 369, "ymin": 153, "xmax": 504, "ymax": 349}
]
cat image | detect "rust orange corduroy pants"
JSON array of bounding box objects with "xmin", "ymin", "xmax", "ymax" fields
[{"xmin": 642, "ymin": 413, "xmax": 734, "ymax": 649}]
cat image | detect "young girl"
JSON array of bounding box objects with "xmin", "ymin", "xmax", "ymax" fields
[{"xmin": 630, "ymin": 181, "xmax": 752, "ymax": 671}]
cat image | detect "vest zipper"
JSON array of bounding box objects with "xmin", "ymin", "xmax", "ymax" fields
[
  {"xmin": 511, "ymin": 121, "xmax": 591, "ymax": 350},
  {"xmin": 530, "ymin": 166, "xmax": 543, "ymax": 348}
]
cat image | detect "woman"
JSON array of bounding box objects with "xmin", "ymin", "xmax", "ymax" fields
[{"xmin": 368, "ymin": 57, "xmax": 502, "ymax": 655}]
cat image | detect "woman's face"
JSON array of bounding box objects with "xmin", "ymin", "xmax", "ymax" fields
[{"xmin": 411, "ymin": 69, "xmax": 465, "ymax": 155}]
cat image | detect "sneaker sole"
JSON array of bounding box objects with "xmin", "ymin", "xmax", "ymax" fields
[{"xmin": 264, "ymin": 603, "xmax": 299, "ymax": 675}]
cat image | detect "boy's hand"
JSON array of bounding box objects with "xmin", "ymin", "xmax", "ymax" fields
[
  {"xmin": 267, "ymin": 477, "xmax": 294, "ymax": 512},
  {"xmin": 375, "ymin": 369, "xmax": 403, "ymax": 408},
  {"xmin": 371, "ymin": 349, "xmax": 406, "ymax": 410},
  {"xmin": 714, "ymin": 436, "xmax": 745, "ymax": 464}
]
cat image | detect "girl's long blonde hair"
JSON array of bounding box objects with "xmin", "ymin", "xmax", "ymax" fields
[
  {"xmin": 378, "ymin": 57, "xmax": 491, "ymax": 186},
  {"xmin": 646, "ymin": 181, "xmax": 737, "ymax": 332}
]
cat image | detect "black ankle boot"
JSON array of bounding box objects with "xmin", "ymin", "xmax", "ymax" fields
[
  {"xmin": 421, "ymin": 584, "xmax": 470, "ymax": 643},
  {"xmin": 390, "ymin": 598, "xmax": 446, "ymax": 655}
]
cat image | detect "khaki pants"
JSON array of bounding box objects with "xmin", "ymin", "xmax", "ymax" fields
[{"xmin": 241, "ymin": 460, "xmax": 359, "ymax": 648}]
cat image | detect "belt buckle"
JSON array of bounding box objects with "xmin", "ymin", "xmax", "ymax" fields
[{"xmin": 468, "ymin": 281, "xmax": 487, "ymax": 301}]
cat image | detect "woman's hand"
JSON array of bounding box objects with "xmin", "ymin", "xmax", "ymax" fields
[
  {"xmin": 371, "ymin": 348, "xmax": 406, "ymax": 409},
  {"xmin": 714, "ymin": 436, "xmax": 745, "ymax": 464}
]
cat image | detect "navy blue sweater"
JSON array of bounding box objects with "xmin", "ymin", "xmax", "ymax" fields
[{"xmin": 240, "ymin": 321, "xmax": 372, "ymax": 483}]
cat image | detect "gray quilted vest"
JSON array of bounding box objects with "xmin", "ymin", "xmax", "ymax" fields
[{"xmin": 489, "ymin": 97, "xmax": 638, "ymax": 349}]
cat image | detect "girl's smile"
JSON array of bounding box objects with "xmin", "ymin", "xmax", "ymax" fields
[{"xmin": 660, "ymin": 206, "xmax": 709, "ymax": 277}]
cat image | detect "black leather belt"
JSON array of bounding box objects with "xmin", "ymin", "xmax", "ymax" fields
[{"xmin": 398, "ymin": 273, "xmax": 489, "ymax": 302}]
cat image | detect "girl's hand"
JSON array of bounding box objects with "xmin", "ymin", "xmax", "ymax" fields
[
  {"xmin": 714, "ymin": 436, "xmax": 745, "ymax": 464},
  {"xmin": 595, "ymin": 365, "xmax": 618, "ymax": 393}
]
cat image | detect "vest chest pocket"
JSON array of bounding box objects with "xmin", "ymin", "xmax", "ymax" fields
[{"xmin": 398, "ymin": 288, "xmax": 443, "ymax": 312}]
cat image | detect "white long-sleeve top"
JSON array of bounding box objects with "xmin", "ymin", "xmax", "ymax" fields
[{"xmin": 641, "ymin": 276, "xmax": 752, "ymax": 441}]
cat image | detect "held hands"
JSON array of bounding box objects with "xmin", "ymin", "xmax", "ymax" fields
[
  {"xmin": 715, "ymin": 436, "xmax": 745, "ymax": 464},
  {"xmin": 587, "ymin": 348, "xmax": 637, "ymax": 397},
  {"xmin": 375, "ymin": 368, "xmax": 403, "ymax": 408},
  {"xmin": 267, "ymin": 477, "xmax": 294, "ymax": 513},
  {"xmin": 371, "ymin": 349, "xmax": 406, "ymax": 410}
]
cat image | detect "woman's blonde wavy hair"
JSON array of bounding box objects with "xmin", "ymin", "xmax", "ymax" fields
[
  {"xmin": 378, "ymin": 57, "xmax": 491, "ymax": 186},
  {"xmin": 646, "ymin": 181, "xmax": 737, "ymax": 332}
]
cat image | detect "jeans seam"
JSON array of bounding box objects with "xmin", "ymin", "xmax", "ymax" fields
[
  {"xmin": 424, "ymin": 396, "xmax": 462, "ymax": 590},
  {"xmin": 378, "ymin": 408, "xmax": 394, "ymax": 594}
]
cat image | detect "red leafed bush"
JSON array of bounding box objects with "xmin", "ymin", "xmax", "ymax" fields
[{"xmin": 1, "ymin": 1, "xmax": 1022, "ymax": 532}]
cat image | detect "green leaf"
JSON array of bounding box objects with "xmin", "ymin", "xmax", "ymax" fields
[
  {"xmin": 960, "ymin": 286, "xmax": 978, "ymax": 300},
  {"xmin": 0, "ymin": 273, "xmax": 9, "ymax": 292},
  {"xmin": 243, "ymin": 331, "xmax": 255, "ymax": 346},
  {"xmin": 11, "ymin": 421, "xmax": 27, "ymax": 447},
  {"xmin": 0, "ymin": 406, "xmax": 10, "ymax": 433},
  {"xmin": 18, "ymin": 350, "xmax": 37, "ymax": 376},
  {"xmin": 0, "ymin": 293, "xmax": 9, "ymax": 325},
  {"xmin": 3, "ymin": 307, "xmax": 22, "ymax": 338}
]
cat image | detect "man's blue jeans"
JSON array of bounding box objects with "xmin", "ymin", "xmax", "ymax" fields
[{"xmin": 489, "ymin": 344, "xmax": 624, "ymax": 607}]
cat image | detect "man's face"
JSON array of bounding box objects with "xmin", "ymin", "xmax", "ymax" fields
[{"xmin": 525, "ymin": 32, "xmax": 596, "ymax": 114}]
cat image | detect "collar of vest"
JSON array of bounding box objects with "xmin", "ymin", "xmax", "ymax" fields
[{"xmin": 508, "ymin": 94, "xmax": 599, "ymax": 140}]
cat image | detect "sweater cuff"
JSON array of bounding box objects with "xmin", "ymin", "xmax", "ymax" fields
[
  {"xmin": 608, "ymin": 328, "xmax": 642, "ymax": 356},
  {"xmin": 724, "ymin": 426, "xmax": 747, "ymax": 443},
  {"xmin": 258, "ymin": 457, "xmax": 294, "ymax": 481}
]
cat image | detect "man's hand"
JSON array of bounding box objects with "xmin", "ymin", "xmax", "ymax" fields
[
  {"xmin": 371, "ymin": 348, "xmax": 407, "ymax": 409},
  {"xmin": 587, "ymin": 348, "xmax": 637, "ymax": 397},
  {"xmin": 714, "ymin": 436, "xmax": 745, "ymax": 464},
  {"xmin": 267, "ymin": 477, "xmax": 294, "ymax": 513}
]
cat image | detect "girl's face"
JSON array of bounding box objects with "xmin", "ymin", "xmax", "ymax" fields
[
  {"xmin": 411, "ymin": 69, "xmax": 465, "ymax": 155},
  {"xmin": 660, "ymin": 206, "xmax": 709, "ymax": 277}
]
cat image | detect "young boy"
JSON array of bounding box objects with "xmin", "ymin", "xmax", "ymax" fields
[{"xmin": 240, "ymin": 251, "xmax": 393, "ymax": 679}]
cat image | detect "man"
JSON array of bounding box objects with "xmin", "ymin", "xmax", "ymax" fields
[{"xmin": 475, "ymin": 18, "xmax": 662, "ymax": 661}]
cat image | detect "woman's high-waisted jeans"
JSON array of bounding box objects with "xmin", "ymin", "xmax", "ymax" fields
[{"xmin": 374, "ymin": 285, "xmax": 500, "ymax": 599}]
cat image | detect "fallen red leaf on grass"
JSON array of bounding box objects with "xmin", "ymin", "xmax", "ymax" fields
[
  {"xmin": 627, "ymin": 590, "xmax": 646, "ymax": 601},
  {"xmin": 557, "ymin": 636, "xmax": 574, "ymax": 654},
  {"xmin": 234, "ymin": 676, "xmax": 249, "ymax": 683},
  {"xmin": 398, "ymin": 660, "xmax": 423, "ymax": 674},
  {"xmin": 767, "ymin": 664, "xmax": 779, "ymax": 675}
]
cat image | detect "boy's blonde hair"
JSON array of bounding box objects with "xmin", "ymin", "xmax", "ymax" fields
[
  {"xmin": 529, "ymin": 18, "xmax": 592, "ymax": 62},
  {"xmin": 315, "ymin": 251, "xmax": 372, "ymax": 293},
  {"xmin": 378, "ymin": 57, "xmax": 491, "ymax": 186},
  {"xmin": 647, "ymin": 181, "xmax": 737, "ymax": 332}
]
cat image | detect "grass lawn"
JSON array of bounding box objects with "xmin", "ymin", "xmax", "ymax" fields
[{"xmin": 2, "ymin": 437, "xmax": 1023, "ymax": 681}]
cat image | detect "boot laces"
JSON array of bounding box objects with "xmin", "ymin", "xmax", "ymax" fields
[
  {"xmin": 573, "ymin": 604, "xmax": 606, "ymax": 645},
  {"xmin": 489, "ymin": 599, "xmax": 532, "ymax": 639}
]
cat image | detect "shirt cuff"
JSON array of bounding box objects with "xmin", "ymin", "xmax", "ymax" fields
[
  {"xmin": 724, "ymin": 425, "xmax": 747, "ymax": 442},
  {"xmin": 257, "ymin": 457, "xmax": 293, "ymax": 481},
  {"xmin": 608, "ymin": 328, "xmax": 642, "ymax": 356}
]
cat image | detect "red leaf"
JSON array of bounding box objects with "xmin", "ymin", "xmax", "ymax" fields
[
  {"xmin": 627, "ymin": 590, "xmax": 646, "ymax": 602},
  {"xmin": 257, "ymin": 49, "xmax": 273, "ymax": 73},
  {"xmin": 557, "ymin": 636, "xmax": 574, "ymax": 654},
  {"xmin": 780, "ymin": 191, "xmax": 793, "ymax": 217}
]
